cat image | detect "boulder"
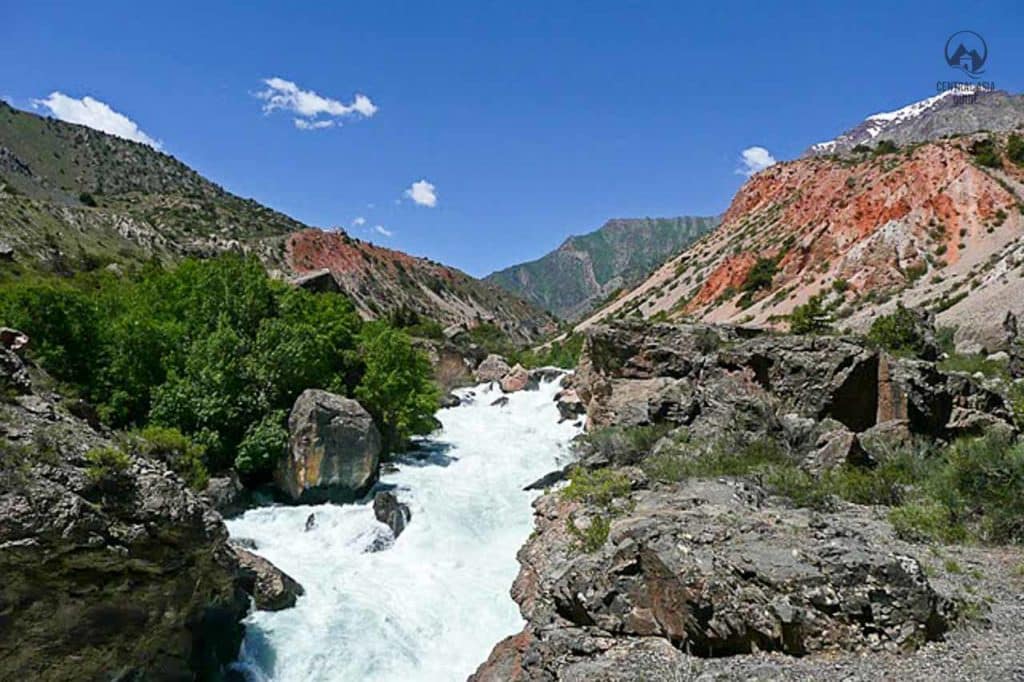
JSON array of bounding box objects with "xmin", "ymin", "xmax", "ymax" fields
[
  {"xmin": 276, "ymin": 389, "xmax": 382, "ymax": 504},
  {"xmin": 0, "ymin": 347, "xmax": 32, "ymax": 394},
  {"xmin": 491, "ymin": 396, "xmax": 510, "ymax": 408},
  {"xmin": 858, "ymin": 419, "xmax": 914, "ymax": 463},
  {"xmin": 554, "ymin": 388, "xmax": 585, "ymax": 422},
  {"xmin": 1005, "ymin": 311, "xmax": 1024, "ymax": 379},
  {"xmin": 289, "ymin": 268, "xmax": 340, "ymax": 294},
  {"xmin": 373, "ymin": 490, "xmax": 412, "ymax": 538},
  {"xmin": 233, "ymin": 547, "xmax": 304, "ymax": 611},
  {"xmin": 529, "ymin": 366, "xmax": 564, "ymax": 385},
  {"xmin": 500, "ymin": 364, "xmax": 532, "ymax": 393},
  {"xmin": 440, "ymin": 392, "xmax": 461, "ymax": 409},
  {"xmin": 476, "ymin": 354, "xmax": 512, "ymax": 383},
  {"xmin": 0, "ymin": 242, "xmax": 12, "ymax": 260},
  {"xmin": 0, "ymin": 327, "xmax": 29, "ymax": 353}
]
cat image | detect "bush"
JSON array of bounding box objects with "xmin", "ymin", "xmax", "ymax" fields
[
  {"xmin": 79, "ymin": 192, "xmax": 98, "ymax": 207},
  {"xmin": 85, "ymin": 446, "xmax": 131, "ymax": 486},
  {"xmin": 940, "ymin": 431, "xmax": 1024, "ymax": 543},
  {"xmin": 789, "ymin": 294, "xmax": 831, "ymax": 335},
  {"xmin": 562, "ymin": 467, "xmax": 632, "ymax": 506},
  {"xmin": 1007, "ymin": 134, "xmax": 1024, "ymax": 167},
  {"xmin": 235, "ymin": 411, "xmax": 288, "ymax": 480},
  {"xmin": 742, "ymin": 257, "xmax": 778, "ymax": 293},
  {"xmin": 867, "ymin": 304, "xmax": 928, "ymax": 356},
  {"xmin": 566, "ymin": 514, "xmax": 611, "ymax": 553},
  {"xmin": 873, "ymin": 140, "xmax": 900, "ymax": 155},
  {"xmin": 970, "ymin": 138, "xmax": 1002, "ymax": 169},
  {"xmin": 137, "ymin": 425, "xmax": 208, "ymax": 490}
]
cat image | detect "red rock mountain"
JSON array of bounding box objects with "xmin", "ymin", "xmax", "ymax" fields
[{"xmin": 575, "ymin": 128, "xmax": 1024, "ymax": 352}]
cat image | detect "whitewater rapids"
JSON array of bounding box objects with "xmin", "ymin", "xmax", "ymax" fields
[{"xmin": 226, "ymin": 377, "xmax": 581, "ymax": 682}]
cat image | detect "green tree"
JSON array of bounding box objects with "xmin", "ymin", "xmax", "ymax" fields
[
  {"xmin": 355, "ymin": 322, "xmax": 440, "ymax": 452},
  {"xmin": 235, "ymin": 411, "xmax": 289, "ymax": 481},
  {"xmin": 789, "ymin": 294, "xmax": 832, "ymax": 335}
]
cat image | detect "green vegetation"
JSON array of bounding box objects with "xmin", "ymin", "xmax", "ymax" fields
[
  {"xmin": 515, "ymin": 333, "xmax": 584, "ymax": 369},
  {"xmin": 866, "ymin": 304, "xmax": 929, "ymax": 356},
  {"xmin": 1007, "ymin": 134, "xmax": 1024, "ymax": 167},
  {"xmin": 788, "ymin": 294, "xmax": 832, "ymax": 335},
  {"xmin": 355, "ymin": 322, "xmax": 441, "ymax": 452},
  {"xmin": 135, "ymin": 425, "xmax": 208, "ymax": 490},
  {"xmin": 85, "ymin": 446, "xmax": 131, "ymax": 487},
  {"xmin": 970, "ymin": 137, "xmax": 1002, "ymax": 169},
  {"xmin": 0, "ymin": 254, "xmax": 440, "ymax": 480},
  {"xmin": 562, "ymin": 466, "xmax": 633, "ymax": 553},
  {"xmin": 234, "ymin": 412, "xmax": 288, "ymax": 479},
  {"xmin": 873, "ymin": 139, "xmax": 900, "ymax": 156},
  {"xmin": 741, "ymin": 257, "xmax": 779, "ymax": 294},
  {"xmin": 640, "ymin": 426, "xmax": 1024, "ymax": 546}
]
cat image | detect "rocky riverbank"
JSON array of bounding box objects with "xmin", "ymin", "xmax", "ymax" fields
[{"xmin": 473, "ymin": 319, "xmax": 1024, "ymax": 681}]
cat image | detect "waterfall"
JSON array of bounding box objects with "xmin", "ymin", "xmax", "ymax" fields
[{"xmin": 226, "ymin": 378, "xmax": 581, "ymax": 681}]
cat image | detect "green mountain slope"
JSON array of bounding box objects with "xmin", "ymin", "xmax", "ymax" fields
[
  {"xmin": 485, "ymin": 216, "xmax": 719, "ymax": 319},
  {"xmin": 0, "ymin": 102, "xmax": 556, "ymax": 341}
]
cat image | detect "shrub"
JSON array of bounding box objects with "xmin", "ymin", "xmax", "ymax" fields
[
  {"xmin": 873, "ymin": 140, "xmax": 900, "ymax": 155},
  {"xmin": 562, "ymin": 467, "xmax": 632, "ymax": 507},
  {"xmin": 566, "ymin": 514, "xmax": 611, "ymax": 553},
  {"xmin": 889, "ymin": 500, "xmax": 964, "ymax": 543},
  {"xmin": 642, "ymin": 437, "xmax": 791, "ymax": 482},
  {"xmin": 78, "ymin": 192, "xmax": 98, "ymax": 207},
  {"xmin": 85, "ymin": 446, "xmax": 131, "ymax": 487},
  {"xmin": 970, "ymin": 138, "xmax": 1002, "ymax": 169},
  {"xmin": 1007, "ymin": 133, "xmax": 1024, "ymax": 167},
  {"xmin": 137, "ymin": 425, "xmax": 208, "ymax": 490},
  {"xmin": 235, "ymin": 411, "xmax": 288, "ymax": 480},
  {"xmin": 940, "ymin": 432, "xmax": 1024, "ymax": 543},
  {"xmin": 742, "ymin": 257, "xmax": 778, "ymax": 293},
  {"xmin": 789, "ymin": 294, "xmax": 832, "ymax": 335},
  {"xmin": 867, "ymin": 304, "xmax": 928, "ymax": 356}
]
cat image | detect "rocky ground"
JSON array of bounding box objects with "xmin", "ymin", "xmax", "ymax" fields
[{"xmin": 473, "ymin": 319, "xmax": 1024, "ymax": 681}]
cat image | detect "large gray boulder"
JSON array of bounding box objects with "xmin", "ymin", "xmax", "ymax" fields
[
  {"xmin": 476, "ymin": 354, "xmax": 512, "ymax": 383},
  {"xmin": 232, "ymin": 547, "xmax": 304, "ymax": 611},
  {"xmin": 276, "ymin": 389, "xmax": 382, "ymax": 503},
  {"xmin": 373, "ymin": 490, "xmax": 412, "ymax": 538}
]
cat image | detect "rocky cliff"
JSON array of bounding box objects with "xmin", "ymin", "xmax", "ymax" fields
[
  {"xmin": 486, "ymin": 216, "xmax": 718, "ymax": 320},
  {"xmin": 473, "ymin": 320, "xmax": 1024, "ymax": 680},
  {"xmin": 0, "ymin": 338, "xmax": 249, "ymax": 680}
]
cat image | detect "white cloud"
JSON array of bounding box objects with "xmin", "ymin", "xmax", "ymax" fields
[
  {"xmin": 351, "ymin": 216, "xmax": 366, "ymax": 227},
  {"xmin": 257, "ymin": 77, "xmax": 377, "ymax": 130},
  {"xmin": 33, "ymin": 92, "xmax": 161, "ymax": 148},
  {"xmin": 373, "ymin": 224, "xmax": 393, "ymax": 237},
  {"xmin": 404, "ymin": 179, "xmax": 438, "ymax": 207},
  {"xmin": 737, "ymin": 146, "xmax": 776, "ymax": 177}
]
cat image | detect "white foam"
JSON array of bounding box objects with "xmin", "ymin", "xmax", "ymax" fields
[{"xmin": 226, "ymin": 379, "xmax": 581, "ymax": 682}]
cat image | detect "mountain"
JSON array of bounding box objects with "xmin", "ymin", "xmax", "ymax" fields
[
  {"xmin": 485, "ymin": 216, "xmax": 719, "ymax": 320},
  {"xmin": 0, "ymin": 101, "xmax": 556, "ymax": 342},
  {"xmin": 574, "ymin": 98, "xmax": 1024, "ymax": 352},
  {"xmin": 807, "ymin": 88, "xmax": 1024, "ymax": 156}
]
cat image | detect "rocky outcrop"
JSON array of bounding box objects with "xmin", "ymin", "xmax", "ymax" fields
[
  {"xmin": 576, "ymin": 321, "xmax": 1014, "ymax": 442},
  {"xmin": 476, "ymin": 354, "xmax": 512, "ymax": 383},
  {"xmin": 0, "ymin": 347, "xmax": 248, "ymax": 680},
  {"xmin": 203, "ymin": 471, "xmax": 248, "ymax": 518},
  {"xmin": 276, "ymin": 389, "xmax": 382, "ymax": 504},
  {"xmin": 232, "ymin": 547, "xmax": 304, "ymax": 611},
  {"xmin": 473, "ymin": 479, "xmax": 951, "ymax": 680},
  {"xmin": 1006, "ymin": 312, "xmax": 1024, "ymax": 380},
  {"xmin": 373, "ymin": 490, "xmax": 411, "ymax": 538},
  {"xmin": 288, "ymin": 267, "xmax": 340, "ymax": 294}
]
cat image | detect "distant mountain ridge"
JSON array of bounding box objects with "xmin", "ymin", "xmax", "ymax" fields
[
  {"xmin": 0, "ymin": 101, "xmax": 556, "ymax": 342},
  {"xmin": 485, "ymin": 216, "xmax": 719, "ymax": 320},
  {"xmin": 807, "ymin": 88, "xmax": 1024, "ymax": 156}
]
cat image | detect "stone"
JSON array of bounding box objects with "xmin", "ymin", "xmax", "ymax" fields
[
  {"xmin": 276, "ymin": 389, "xmax": 382, "ymax": 504},
  {"xmin": 501, "ymin": 365, "xmax": 532, "ymax": 393},
  {"xmin": 528, "ymin": 366, "xmax": 564, "ymax": 385},
  {"xmin": 373, "ymin": 490, "xmax": 412, "ymax": 538},
  {"xmin": 1006, "ymin": 311, "xmax": 1024, "ymax": 380},
  {"xmin": 474, "ymin": 479, "xmax": 952, "ymax": 679},
  {"xmin": 858, "ymin": 419, "xmax": 914, "ymax": 463},
  {"xmin": 491, "ymin": 396, "xmax": 510, "ymax": 408},
  {"xmin": 440, "ymin": 392, "xmax": 461, "ymax": 409},
  {"xmin": 0, "ymin": 327, "xmax": 29, "ymax": 353},
  {"xmin": 554, "ymin": 388, "xmax": 585, "ymax": 422},
  {"xmin": 203, "ymin": 471, "xmax": 248, "ymax": 518},
  {"xmin": 305, "ymin": 513, "xmax": 317, "ymax": 531},
  {"xmin": 476, "ymin": 354, "xmax": 512, "ymax": 383},
  {"xmin": 233, "ymin": 547, "xmax": 304, "ymax": 611},
  {"xmin": 0, "ymin": 242, "xmax": 13, "ymax": 260},
  {"xmin": 289, "ymin": 268, "xmax": 340, "ymax": 293}
]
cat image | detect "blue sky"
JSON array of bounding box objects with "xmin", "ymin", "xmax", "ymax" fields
[{"xmin": 3, "ymin": 1, "xmax": 1022, "ymax": 276}]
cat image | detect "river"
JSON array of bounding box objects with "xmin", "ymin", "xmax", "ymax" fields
[{"xmin": 225, "ymin": 377, "xmax": 580, "ymax": 681}]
